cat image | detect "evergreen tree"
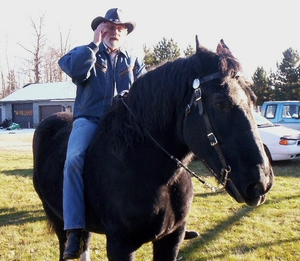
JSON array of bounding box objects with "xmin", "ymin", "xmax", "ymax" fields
[
  {"xmin": 273, "ymin": 48, "xmax": 300, "ymax": 100},
  {"xmin": 143, "ymin": 45, "xmax": 156, "ymax": 69},
  {"xmin": 143, "ymin": 38, "xmax": 181, "ymax": 68},
  {"xmin": 278, "ymin": 48, "xmax": 300, "ymax": 84},
  {"xmin": 152, "ymin": 38, "xmax": 181, "ymax": 64},
  {"xmin": 251, "ymin": 67, "xmax": 270, "ymax": 105},
  {"xmin": 183, "ymin": 44, "xmax": 195, "ymax": 57}
]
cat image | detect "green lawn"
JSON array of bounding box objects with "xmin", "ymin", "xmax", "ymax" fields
[{"xmin": 0, "ymin": 132, "xmax": 299, "ymax": 260}]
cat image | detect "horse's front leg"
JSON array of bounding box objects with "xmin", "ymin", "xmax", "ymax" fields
[
  {"xmin": 106, "ymin": 234, "xmax": 136, "ymax": 261},
  {"xmin": 79, "ymin": 247, "xmax": 90, "ymax": 261},
  {"xmin": 152, "ymin": 225, "xmax": 185, "ymax": 261}
]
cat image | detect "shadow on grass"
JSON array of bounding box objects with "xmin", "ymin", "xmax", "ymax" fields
[
  {"xmin": 2, "ymin": 168, "xmax": 33, "ymax": 178},
  {"xmin": 0, "ymin": 207, "xmax": 46, "ymax": 226},
  {"xmin": 210, "ymin": 236, "xmax": 300, "ymax": 260},
  {"xmin": 193, "ymin": 189, "xmax": 227, "ymax": 199},
  {"xmin": 180, "ymin": 187, "xmax": 300, "ymax": 260},
  {"xmin": 180, "ymin": 205, "xmax": 254, "ymax": 260}
]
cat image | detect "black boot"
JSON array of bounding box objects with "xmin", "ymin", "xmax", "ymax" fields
[
  {"xmin": 63, "ymin": 229, "xmax": 84, "ymax": 259},
  {"xmin": 184, "ymin": 230, "xmax": 199, "ymax": 240}
]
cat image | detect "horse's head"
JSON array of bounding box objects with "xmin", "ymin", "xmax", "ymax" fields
[{"xmin": 183, "ymin": 37, "xmax": 274, "ymax": 207}]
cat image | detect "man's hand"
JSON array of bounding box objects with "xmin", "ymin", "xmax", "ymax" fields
[{"xmin": 93, "ymin": 23, "xmax": 108, "ymax": 46}]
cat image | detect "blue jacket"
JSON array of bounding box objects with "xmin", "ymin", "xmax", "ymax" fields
[{"xmin": 58, "ymin": 42, "xmax": 147, "ymax": 119}]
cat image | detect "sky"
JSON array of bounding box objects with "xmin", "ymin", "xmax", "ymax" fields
[{"xmin": 0, "ymin": 0, "xmax": 299, "ymax": 82}]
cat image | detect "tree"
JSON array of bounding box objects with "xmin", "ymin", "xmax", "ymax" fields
[
  {"xmin": 57, "ymin": 29, "xmax": 72, "ymax": 81},
  {"xmin": 143, "ymin": 38, "xmax": 181, "ymax": 68},
  {"xmin": 183, "ymin": 44, "xmax": 195, "ymax": 57},
  {"xmin": 18, "ymin": 15, "xmax": 46, "ymax": 83},
  {"xmin": 16, "ymin": 15, "xmax": 71, "ymax": 84},
  {"xmin": 251, "ymin": 67, "xmax": 271, "ymax": 105},
  {"xmin": 43, "ymin": 47, "xmax": 61, "ymax": 82},
  {"xmin": 143, "ymin": 45, "xmax": 157, "ymax": 69},
  {"xmin": 253, "ymin": 48, "xmax": 300, "ymax": 102},
  {"xmin": 278, "ymin": 48, "xmax": 300, "ymax": 84},
  {"xmin": 6, "ymin": 70, "xmax": 18, "ymax": 95},
  {"xmin": 273, "ymin": 48, "xmax": 300, "ymax": 100},
  {"xmin": 44, "ymin": 28, "xmax": 71, "ymax": 82},
  {"xmin": 0, "ymin": 45, "xmax": 21, "ymax": 98},
  {"xmin": 153, "ymin": 37, "xmax": 180, "ymax": 62},
  {"xmin": 1, "ymin": 71, "xmax": 6, "ymax": 99}
]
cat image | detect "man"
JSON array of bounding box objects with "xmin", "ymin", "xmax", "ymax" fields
[
  {"xmin": 59, "ymin": 8, "xmax": 198, "ymax": 259},
  {"xmin": 59, "ymin": 8, "xmax": 147, "ymax": 259}
]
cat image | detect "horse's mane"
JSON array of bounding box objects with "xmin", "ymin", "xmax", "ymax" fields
[{"xmin": 100, "ymin": 43, "xmax": 248, "ymax": 150}]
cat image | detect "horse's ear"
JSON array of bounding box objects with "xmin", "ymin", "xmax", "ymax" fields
[
  {"xmin": 195, "ymin": 35, "xmax": 201, "ymax": 52},
  {"xmin": 216, "ymin": 39, "xmax": 232, "ymax": 55}
]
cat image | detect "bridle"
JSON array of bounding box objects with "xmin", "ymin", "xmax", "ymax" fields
[
  {"xmin": 185, "ymin": 72, "xmax": 231, "ymax": 190},
  {"xmin": 121, "ymin": 71, "xmax": 232, "ymax": 192}
]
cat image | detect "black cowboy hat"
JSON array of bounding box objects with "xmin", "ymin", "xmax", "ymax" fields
[{"xmin": 91, "ymin": 8, "xmax": 136, "ymax": 34}]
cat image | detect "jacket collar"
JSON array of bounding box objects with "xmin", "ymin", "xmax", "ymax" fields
[{"xmin": 99, "ymin": 43, "xmax": 129, "ymax": 59}]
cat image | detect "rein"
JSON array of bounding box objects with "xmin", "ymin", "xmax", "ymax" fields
[
  {"xmin": 186, "ymin": 73, "xmax": 232, "ymax": 189},
  {"xmin": 120, "ymin": 71, "xmax": 231, "ymax": 192}
]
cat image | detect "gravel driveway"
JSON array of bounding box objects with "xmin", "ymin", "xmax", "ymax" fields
[{"xmin": 0, "ymin": 129, "xmax": 35, "ymax": 151}]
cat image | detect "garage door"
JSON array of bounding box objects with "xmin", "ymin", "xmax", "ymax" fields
[
  {"xmin": 39, "ymin": 105, "xmax": 62, "ymax": 122},
  {"xmin": 12, "ymin": 103, "xmax": 33, "ymax": 128}
]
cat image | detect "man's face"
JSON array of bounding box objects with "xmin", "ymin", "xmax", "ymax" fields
[{"xmin": 102, "ymin": 22, "xmax": 128, "ymax": 51}]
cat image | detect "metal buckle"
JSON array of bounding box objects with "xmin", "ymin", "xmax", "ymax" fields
[
  {"xmin": 207, "ymin": 132, "xmax": 218, "ymax": 146},
  {"xmin": 194, "ymin": 88, "xmax": 202, "ymax": 101}
]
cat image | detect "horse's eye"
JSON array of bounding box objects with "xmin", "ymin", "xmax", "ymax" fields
[{"xmin": 215, "ymin": 101, "xmax": 226, "ymax": 110}]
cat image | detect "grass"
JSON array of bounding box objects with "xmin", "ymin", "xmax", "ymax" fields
[{"xmin": 0, "ymin": 131, "xmax": 300, "ymax": 260}]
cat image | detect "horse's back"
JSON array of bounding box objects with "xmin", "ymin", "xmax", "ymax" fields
[{"xmin": 33, "ymin": 112, "xmax": 73, "ymax": 213}]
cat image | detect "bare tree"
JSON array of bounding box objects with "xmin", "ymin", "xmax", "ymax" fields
[
  {"xmin": 0, "ymin": 15, "xmax": 73, "ymax": 98},
  {"xmin": 43, "ymin": 27, "xmax": 71, "ymax": 82},
  {"xmin": 18, "ymin": 14, "xmax": 46, "ymax": 83},
  {"xmin": 58, "ymin": 28, "xmax": 72, "ymax": 81},
  {"xmin": 44, "ymin": 46, "xmax": 62, "ymax": 82},
  {"xmin": 1, "ymin": 71, "xmax": 6, "ymax": 99}
]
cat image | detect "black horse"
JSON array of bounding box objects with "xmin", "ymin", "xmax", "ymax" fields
[{"xmin": 33, "ymin": 38, "xmax": 274, "ymax": 261}]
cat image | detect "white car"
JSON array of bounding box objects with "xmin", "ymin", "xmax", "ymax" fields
[{"xmin": 255, "ymin": 112, "xmax": 300, "ymax": 161}]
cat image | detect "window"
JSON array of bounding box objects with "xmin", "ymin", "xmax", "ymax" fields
[
  {"xmin": 289, "ymin": 105, "xmax": 300, "ymax": 118},
  {"xmin": 265, "ymin": 105, "xmax": 276, "ymax": 119},
  {"xmin": 282, "ymin": 105, "xmax": 291, "ymax": 118}
]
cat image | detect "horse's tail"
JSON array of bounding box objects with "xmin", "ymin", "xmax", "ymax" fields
[{"xmin": 32, "ymin": 112, "xmax": 73, "ymax": 199}]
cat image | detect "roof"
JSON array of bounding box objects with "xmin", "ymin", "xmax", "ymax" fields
[{"xmin": 0, "ymin": 82, "xmax": 76, "ymax": 103}]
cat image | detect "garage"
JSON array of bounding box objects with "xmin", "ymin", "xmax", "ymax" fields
[
  {"xmin": 39, "ymin": 105, "xmax": 62, "ymax": 122},
  {"xmin": 1, "ymin": 82, "xmax": 76, "ymax": 128},
  {"xmin": 12, "ymin": 103, "xmax": 33, "ymax": 128}
]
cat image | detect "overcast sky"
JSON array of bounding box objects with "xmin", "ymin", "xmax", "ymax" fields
[{"xmin": 1, "ymin": 0, "xmax": 299, "ymax": 80}]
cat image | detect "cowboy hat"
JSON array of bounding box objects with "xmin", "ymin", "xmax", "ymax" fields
[{"xmin": 91, "ymin": 8, "xmax": 136, "ymax": 34}]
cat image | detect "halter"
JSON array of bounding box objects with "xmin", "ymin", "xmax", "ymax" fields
[
  {"xmin": 185, "ymin": 72, "xmax": 231, "ymax": 189},
  {"xmin": 121, "ymin": 71, "xmax": 232, "ymax": 192}
]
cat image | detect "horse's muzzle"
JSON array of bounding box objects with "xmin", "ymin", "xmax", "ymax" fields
[{"xmin": 226, "ymin": 167, "xmax": 274, "ymax": 207}]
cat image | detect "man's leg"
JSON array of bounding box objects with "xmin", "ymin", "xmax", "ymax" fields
[{"xmin": 63, "ymin": 117, "xmax": 98, "ymax": 259}]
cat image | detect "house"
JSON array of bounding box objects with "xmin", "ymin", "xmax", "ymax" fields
[{"xmin": 0, "ymin": 82, "xmax": 76, "ymax": 128}]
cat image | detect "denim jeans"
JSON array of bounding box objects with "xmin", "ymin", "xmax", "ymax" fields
[{"xmin": 63, "ymin": 117, "xmax": 99, "ymax": 230}]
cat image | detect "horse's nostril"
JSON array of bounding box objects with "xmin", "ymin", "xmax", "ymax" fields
[{"xmin": 245, "ymin": 182, "xmax": 265, "ymax": 199}]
